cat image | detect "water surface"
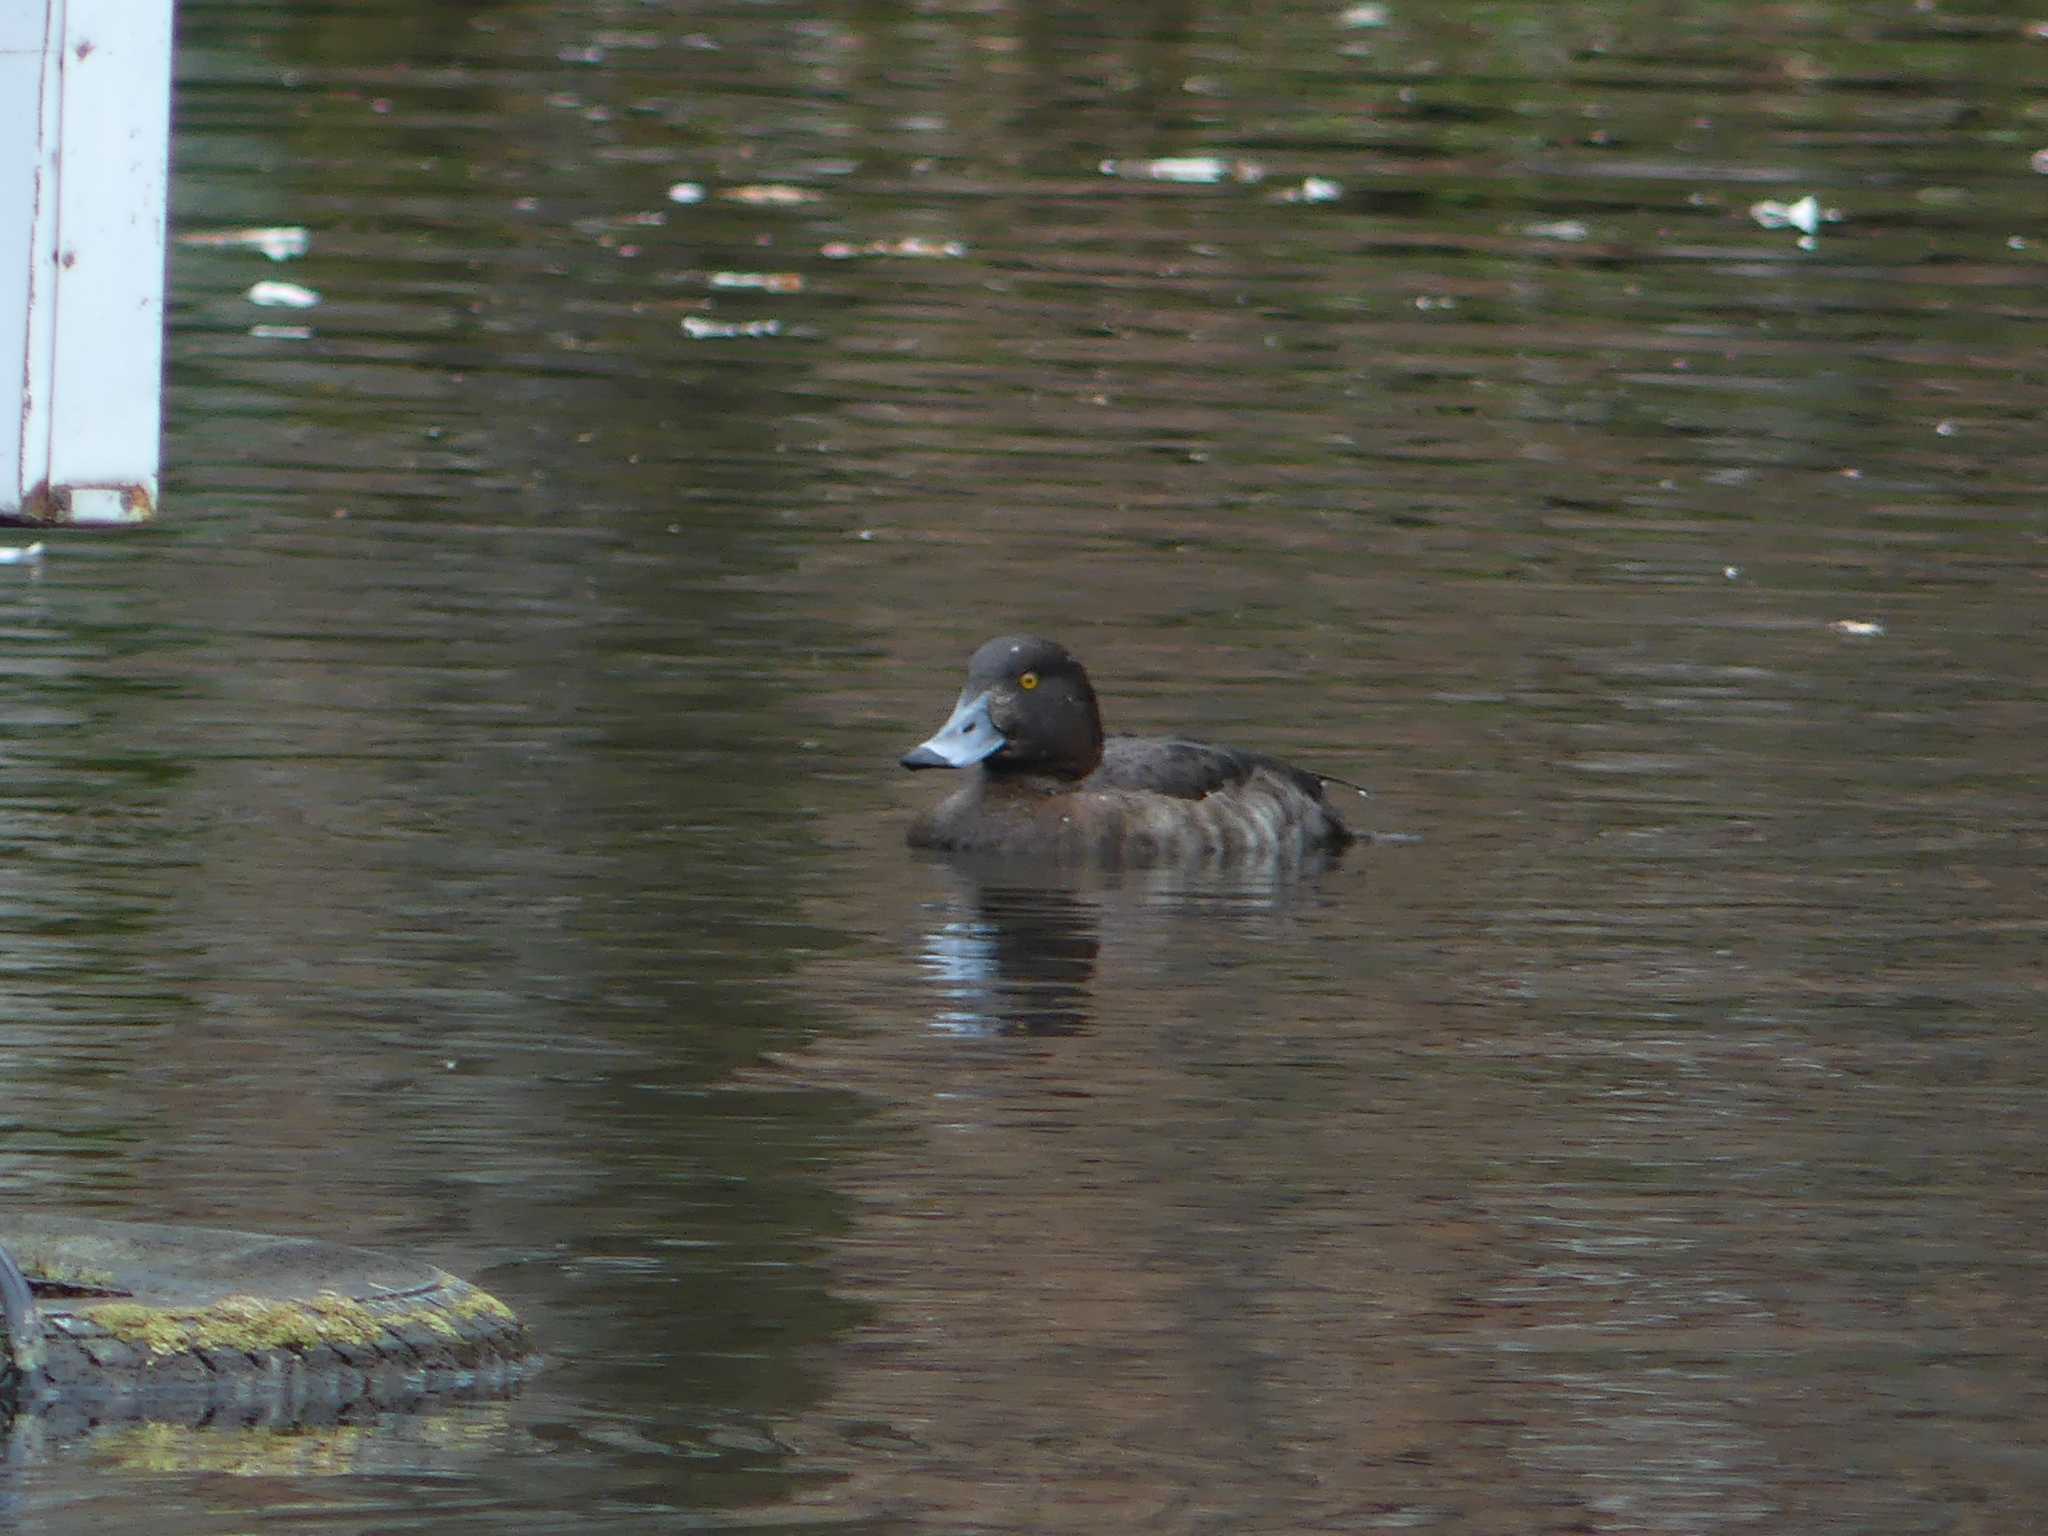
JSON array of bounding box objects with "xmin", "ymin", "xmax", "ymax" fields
[{"xmin": 2, "ymin": 0, "xmax": 2044, "ymax": 1530}]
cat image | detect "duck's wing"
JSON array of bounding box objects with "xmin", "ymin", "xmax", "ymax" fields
[{"xmin": 1093, "ymin": 736, "xmax": 1345, "ymax": 804}]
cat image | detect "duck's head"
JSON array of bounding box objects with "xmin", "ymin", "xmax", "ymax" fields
[{"xmin": 901, "ymin": 635, "xmax": 1105, "ymax": 780}]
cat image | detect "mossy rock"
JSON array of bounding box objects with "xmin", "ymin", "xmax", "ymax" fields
[{"xmin": 0, "ymin": 1217, "xmax": 535, "ymax": 1433}]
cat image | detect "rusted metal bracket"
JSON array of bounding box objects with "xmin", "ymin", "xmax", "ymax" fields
[{"xmin": 16, "ymin": 481, "xmax": 155, "ymax": 526}]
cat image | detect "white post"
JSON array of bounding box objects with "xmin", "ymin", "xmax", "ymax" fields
[{"xmin": 2, "ymin": 0, "xmax": 171, "ymax": 526}]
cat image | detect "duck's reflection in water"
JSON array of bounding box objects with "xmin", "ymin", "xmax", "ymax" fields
[
  {"xmin": 919, "ymin": 878, "xmax": 1099, "ymax": 1037},
  {"xmin": 913, "ymin": 851, "xmax": 1347, "ymax": 1037}
]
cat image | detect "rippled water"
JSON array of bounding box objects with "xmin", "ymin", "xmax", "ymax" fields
[{"xmin": 2, "ymin": 0, "xmax": 2044, "ymax": 1530}]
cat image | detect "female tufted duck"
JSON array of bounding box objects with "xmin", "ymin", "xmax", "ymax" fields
[{"xmin": 900, "ymin": 636, "xmax": 1359, "ymax": 862}]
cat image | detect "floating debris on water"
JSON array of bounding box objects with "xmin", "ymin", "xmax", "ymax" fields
[
  {"xmin": 1523, "ymin": 218, "xmax": 1590, "ymax": 241},
  {"xmin": 1272, "ymin": 177, "xmax": 1343, "ymax": 204},
  {"xmin": 246, "ymin": 280, "xmax": 320, "ymax": 308},
  {"xmin": 1099, "ymin": 156, "xmax": 1265, "ymax": 185},
  {"xmin": 0, "ymin": 542, "xmax": 46, "ymax": 566},
  {"xmin": 1829, "ymin": 619, "xmax": 1885, "ymax": 637},
  {"xmin": 249, "ymin": 324, "xmax": 314, "ymax": 340},
  {"xmin": 1751, "ymin": 195, "xmax": 1824, "ymax": 235},
  {"xmin": 719, "ymin": 184, "xmax": 822, "ymax": 206},
  {"xmin": 682, "ymin": 315, "xmax": 782, "ymax": 339},
  {"xmin": 666, "ymin": 181, "xmax": 705, "ymax": 205},
  {"xmin": 1339, "ymin": 3, "xmax": 1391, "ymax": 26},
  {"xmin": 178, "ymin": 226, "xmax": 310, "ymax": 261},
  {"xmin": 1750, "ymin": 194, "xmax": 1839, "ymax": 250},
  {"xmin": 820, "ymin": 237, "xmax": 968, "ymax": 259},
  {"xmin": 709, "ymin": 271, "xmax": 804, "ymax": 292}
]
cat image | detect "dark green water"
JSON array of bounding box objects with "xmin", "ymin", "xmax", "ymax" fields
[{"xmin": 1, "ymin": 0, "xmax": 2043, "ymax": 1530}]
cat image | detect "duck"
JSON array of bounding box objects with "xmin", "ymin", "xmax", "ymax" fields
[{"xmin": 900, "ymin": 635, "xmax": 1359, "ymax": 863}]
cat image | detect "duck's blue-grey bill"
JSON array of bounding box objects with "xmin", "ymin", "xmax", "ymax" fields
[{"xmin": 901, "ymin": 689, "xmax": 1005, "ymax": 770}]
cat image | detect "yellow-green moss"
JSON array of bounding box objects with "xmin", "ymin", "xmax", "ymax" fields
[
  {"xmin": 81, "ymin": 1285, "xmax": 520, "ymax": 1358},
  {"xmin": 87, "ymin": 1304, "xmax": 193, "ymax": 1356},
  {"xmin": 450, "ymin": 1285, "xmax": 515, "ymax": 1324},
  {"xmin": 415, "ymin": 1307, "xmax": 458, "ymax": 1339},
  {"xmin": 87, "ymin": 1291, "xmax": 385, "ymax": 1356}
]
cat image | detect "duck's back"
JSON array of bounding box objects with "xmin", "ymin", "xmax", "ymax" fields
[{"xmin": 1090, "ymin": 736, "xmax": 1329, "ymax": 802}]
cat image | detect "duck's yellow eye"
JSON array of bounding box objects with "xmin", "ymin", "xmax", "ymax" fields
[{"xmin": 1018, "ymin": 671, "xmax": 1039, "ymax": 691}]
